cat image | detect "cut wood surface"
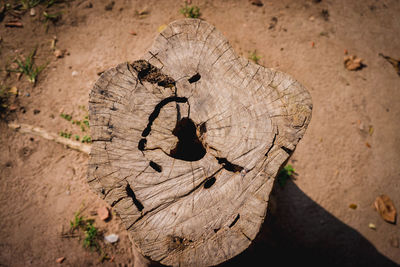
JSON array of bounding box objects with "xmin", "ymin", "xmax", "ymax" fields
[{"xmin": 88, "ymin": 18, "xmax": 312, "ymax": 266}]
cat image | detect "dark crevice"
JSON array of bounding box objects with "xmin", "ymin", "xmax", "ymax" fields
[
  {"xmin": 125, "ymin": 183, "xmax": 144, "ymax": 211},
  {"xmin": 110, "ymin": 196, "xmax": 124, "ymax": 207},
  {"xmin": 138, "ymin": 138, "xmax": 147, "ymax": 151},
  {"xmin": 142, "ymin": 96, "xmax": 188, "ymax": 137},
  {"xmin": 188, "ymin": 73, "xmax": 201, "ymax": 83},
  {"xmin": 216, "ymin": 157, "xmax": 244, "ymax": 172},
  {"xmin": 169, "ymin": 117, "xmax": 206, "ymax": 161},
  {"xmin": 131, "ymin": 60, "xmax": 175, "ymax": 88},
  {"xmin": 229, "ymin": 214, "xmax": 240, "ymax": 228},
  {"xmin": 281, "ymin": 146, "xmax": 293, "ymax": 154},
  {"xmin": 265, "ymin": 133, "xmax": 277, "ymax": 156},
  {"xmin": 199, "ymin": 122, "xmax": 207, "ymax": 135},
  {"xmin": 149, "ymin": 161, "xmax": 162, "ymax": 172},
  {"xmin": 204, "ymin": 176, "xmax": 216, "ymax": 189},
  {"xmin": 214, "ymin": 228, "xmax": 220, "ymax": 233}
]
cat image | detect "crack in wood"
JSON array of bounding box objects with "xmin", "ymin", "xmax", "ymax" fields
[
  {"xmin": 125, "ymin": 183, "xmax": 144, "ymax": 211},
  {"xmin": 216, "ymin": 157, "xmax": 244, "ymax": 173},
  {"xmin": 149, "ymin": 160, "xmax": 162, "ymax": 173},
  {"xmin": 188, "ymin": 73, "xmax": 201, "ymax": 83},
  {"xmin": 229, "ymin": 214, "xmax": 240, "ymax": 228}
]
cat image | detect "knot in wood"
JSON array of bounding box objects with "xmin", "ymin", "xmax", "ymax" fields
[{"xmin": 88, "ymin": 19, "xmax": 312, "ymax": 266}]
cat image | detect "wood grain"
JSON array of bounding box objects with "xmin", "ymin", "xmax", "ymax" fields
[{"xmin": 88, "ymin": 19, "xmax": 312, "ymax": 266}]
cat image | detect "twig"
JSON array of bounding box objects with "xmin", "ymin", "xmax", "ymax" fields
[
  {"xmin": 5, "ymin": 21, "xmax": 23, "ymax": 28},
  {"xmin": 8, "ymin": 122, "xmax": 90, "ymax": 154}
]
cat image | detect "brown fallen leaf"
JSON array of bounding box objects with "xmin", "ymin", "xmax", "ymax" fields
[
  {"xmin": 374, "ymin": 195, "xmax": 396, "ymax": 223},
  {"xmin": 5, "ymin": 21, "xmax": 23, "ymax": 28},
  {"xmin": 366, "ymin": 142, "xmax": 371, "ymax": 148},
  {"xmin": 379, "ymin": 53, "xmax": 400, "ymax": 76},
  {"xmin": 56, "ymin": 257, "xmax": 65, "ymax": 263},
  {"xmin": 344, "ymin": 55, "xmax": 365, "ymax": 71},
  {"xmin": 349, "ymin": 203, "xmax": 357, "ymax": 209},
  {"xmin": 54, "ymin": 49, "xmax": 65, "ymax": 58}
]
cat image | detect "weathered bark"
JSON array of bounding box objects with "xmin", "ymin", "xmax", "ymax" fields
[{"xmin": 88, "ymin": 19, "xmax": 312, "ymax": 266}]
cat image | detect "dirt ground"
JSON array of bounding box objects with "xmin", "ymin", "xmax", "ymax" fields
[{"xmin": 1, "ymin": 0, "xmax": 399, "ymax": 266}]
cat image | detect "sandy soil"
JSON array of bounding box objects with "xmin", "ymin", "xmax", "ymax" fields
[{"xmin": 1, "ymin": 0, "xmax": 399, "ymax": 266}]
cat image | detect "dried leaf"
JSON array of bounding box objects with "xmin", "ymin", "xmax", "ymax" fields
[
  {"xmin": 344, "ymin": 55, "xmax": 365, "ymax": 71},
  {"xmin": 9, "ymin": 87, "xmax": 18, "ymax": 95},
  {"xmin": 366, "ymin": 142, "xmax": 371, "ymax": 148},
  {"xmin": 349, "ymin": 203, "xmax": 357, "ymax": 209},
  {"xmin": 374, "ymin": 195, "xmax": 396, "ymax": 223},
  {"xmin": 158, "ymin": 24, "xmax": 167, "ymax": 33},
  {"xmin": 368, "ymin": 125, "xmax": 374, "ymax": 136},
  {"xmin": 56, "ymin": 257, "xmax": 65, "ymax": 263}
]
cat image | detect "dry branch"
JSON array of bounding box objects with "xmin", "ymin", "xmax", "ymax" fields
[{"xmin": 8, "ymin": 122, "xmax": 90, "ymax": 154}]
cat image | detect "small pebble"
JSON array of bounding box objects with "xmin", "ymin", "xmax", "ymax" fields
[
  {"xmin": 368, "ymin": 223, "xmax": 376, "ymax": 230},
  {"xmin": 72, "ymin": 71, "xmax": 78, "ymax": 77},
  {"xmin": 30, "ymin": 8, "xmax": 36, "ymax": 16},
  {"xmin": 97, "ymin": 206, "xmax": 110, "ymax": 221},
  {"xmin": 104, "ymin": 234, "xmax": 119, "ymax": 243}
]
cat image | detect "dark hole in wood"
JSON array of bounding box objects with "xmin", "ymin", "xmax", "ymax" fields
[
  {"xmin": 138, "ymin": 138, "xmax": 147, "ymax": 151},
  {"xmin": 188, "ymin": 73, "xmax": 201, "ymax": 83},
  {"xmin": 141, "ymin": 96, "xmax": 188, "ymax": 137},
  {"xmin": 169, "ymin": 117, "xmax": 206, "ymax": 161},
  {"xmin": 199, "ymin": 122, "xmax": 207, "ymax": 135},
  {"xmin": 216, "ymin": 157, "xmax": 244, "ymax": 172},
  {"xmin": 229, "ymin": 214, "xmax": 240, "ymax": 228},
  {"xmin": 204, "ymin": 176, "xmax": 216, "ymax": 189},
  {"xmin": 125, "ymin": 183, "xmax": 144, "ymax": 211},
  {"xmin": 281, "ymin": 146, "xmax": 293, "ymax": 154},
  {"xmin": 131, "ymin": 60, "xmax": 176, "ymax": 87},
  {"xmin": 149, "ymin": 161, "xmax": 162, "ymax": 172}
]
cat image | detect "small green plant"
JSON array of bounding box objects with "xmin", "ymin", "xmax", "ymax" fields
[
  {"xmin": 59, "ymin": 131, "xmax": 72, "ymax": 139},
  {"xmin": 70, "ymin": 211, "xmax": 85, "ymax": 230},
  {"xmin": 7, "ymin": 48, "xmax": 46, "ymax": 85},
  {"xmin": 43, "ymin": 11, "xmax": 61, "ymax": 22},
  {"xmin": 20, "ymin": 0, "xmax": 44, "ymax": 9},
  {"xmin": 69, "ymin": 212, "xmax": 100, "ymax": 251},
  {"xmin": 74, "ymin": 135, "xmax": 80, "ymax": 141},
  {"xmin": 60, "ymin": 113, "xmax": 72, "ymax": 121},
  {"xmin": 180, "ymin": 4, "xmax": 200, "ymax": 18},
  {"xmin": 248, "ymin": 50, "xmax": 261, "ymax": 64},
  {"xmin": 277, "ymin": 164, "xmax": 295, "ymax": 187},
  {"xmin": 20, "ymin": 0, "xmax": 61, "ymax": 9},
  {"xmin": 83, "ymin": 222, "xmax": 100, "ymax": 251},
  {"xmin": 82, "ymin": 135, "xmax": 92, "ymax": 143}
]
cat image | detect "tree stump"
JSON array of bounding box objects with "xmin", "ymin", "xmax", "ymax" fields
[{"xmin": 88, "ymin": 19, "xmax": 312, "ymax": 266}]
